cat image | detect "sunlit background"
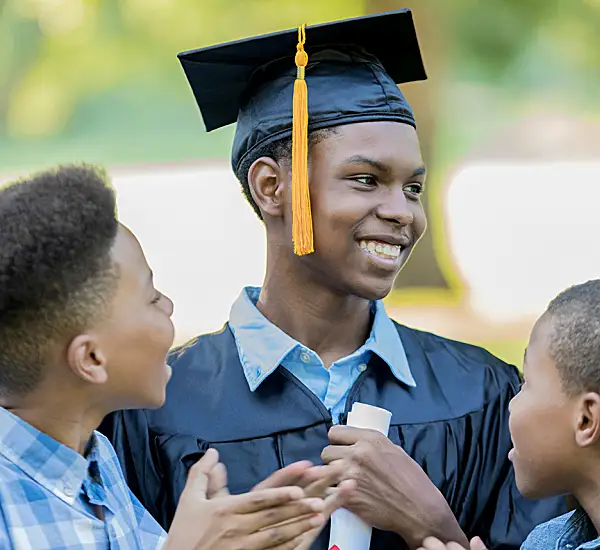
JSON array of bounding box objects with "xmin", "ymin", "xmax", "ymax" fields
[{"xmin": 2, "ymin": 0, "xmax": 599, "ymax": 366}]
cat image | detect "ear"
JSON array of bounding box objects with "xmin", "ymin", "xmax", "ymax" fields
[
  {"xmin": 247, "ymin": 156, "xmax": 288, "ymax": 219},
  {"xmin": 575, "ymin": 392, "xmax": 600, "ymax": 447},
  {"xmin": 66, "ymin": 334, "xmax": 109, "ymax": 386}
]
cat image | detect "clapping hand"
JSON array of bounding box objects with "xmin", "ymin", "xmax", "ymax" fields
[
  {"xmin": 417, "ymin": 536, "xmax": 488, "ymax": 550},
  {"xmin": 165, "ymin": 449, "xmax": 328, "ymax": 550}
]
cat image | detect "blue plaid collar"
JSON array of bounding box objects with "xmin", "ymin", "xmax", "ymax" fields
[{"xmin": 0, "ymin": 407, "xmax": 99, "ymax": 505}]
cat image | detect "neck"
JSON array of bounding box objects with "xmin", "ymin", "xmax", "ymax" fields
[
  {"xmin": 258, "ymin": 254, "xmax": 373, "ymax": 367},
  {"xmin": 1, "ymin": 386, "xmax": 106, "ymax": 455},
  {"xmin": 572, "ymin": 460, "xmax": 600, "ymax": 535}
]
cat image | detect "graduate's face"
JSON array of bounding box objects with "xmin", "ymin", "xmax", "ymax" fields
[
  {"xmin": 301, "ymin": 121, "xmax": 427, "ymax": 299},
  {"xmin": 93, "ymin": 225, "xmax": 175, "ymax": 410},
  {"xmin": 508, "ymin": 315, "xmax": 580, "ymax": 499}
]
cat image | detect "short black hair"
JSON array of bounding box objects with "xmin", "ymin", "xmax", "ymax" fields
[
  {"xmin": 545, "ymin": 279, "xmax": 600, "ymax": 395},
  {"xmin": 0, "ymin": 164, "xmax": 119, "ymax": 397},
  {"xmin": 234, "ymin": 127, "xmax": 338, "ymax": 219}
]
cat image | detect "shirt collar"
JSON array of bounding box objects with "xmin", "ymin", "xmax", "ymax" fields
[
  {"xmin": 229, "ymin": 286, "xmax": 416, "ymax": 391},
  {"xmin": 559, "ymin": 508, "xmax": 600, "ymax": 549},
  {"xmin": 0, "ymin": 407, "xmax": 99, "ymax": 506}
]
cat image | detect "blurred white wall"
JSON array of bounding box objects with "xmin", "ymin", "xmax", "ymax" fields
[
  {"xmin": 111, "ymin": 161, "xmax": 267, "ymax": 344},
  {"xmin": 445, "ymin": 161, "xmax": 600, "ymax": 322}
]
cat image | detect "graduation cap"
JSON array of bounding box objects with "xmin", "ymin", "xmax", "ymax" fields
[{"xmin": 178, "ymin": 10, "xmax": 427, "ymax": 255}]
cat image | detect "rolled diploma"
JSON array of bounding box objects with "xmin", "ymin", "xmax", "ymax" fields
[{"xmin": 328, "ymin": 402, "xmax": 392, "ymax": 550}]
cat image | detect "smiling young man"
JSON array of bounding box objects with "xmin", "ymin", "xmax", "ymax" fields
[{"xmin": 100, "ymin": 10, "xmax": 565, "ymax": 550}]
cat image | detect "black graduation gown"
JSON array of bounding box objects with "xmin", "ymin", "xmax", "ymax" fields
[{"xmin": 100, "ymin": 322, "xmax": 565, "ymax": 549}]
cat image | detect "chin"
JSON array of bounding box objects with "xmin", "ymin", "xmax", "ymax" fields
[
  {"xmin": 349, "ymin": 275, "xmax": 396, "ymax": 301},
  {"xmin": 515, "ymin": 471, "xmax": 558, "ymax": 501},
  {"xmin": 145, "ymin": 389, "xmax": 168, "ymax": 409},
  {"xmin": 517, "ymin": 482, "xmax": 548, "ymax": 501},
  {"xmin": 126, "ymin": 383, "xmax": 168, "ymax": 410}
]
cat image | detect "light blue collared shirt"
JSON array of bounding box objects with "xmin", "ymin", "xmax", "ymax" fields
[{"xmin": 229, "ymin": 286, "xmax": 416, "ymax": 424}]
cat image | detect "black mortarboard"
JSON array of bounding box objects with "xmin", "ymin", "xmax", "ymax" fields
[{"xmin": 178, "ymin": 10, "xmax": 426, "ymax": 255}]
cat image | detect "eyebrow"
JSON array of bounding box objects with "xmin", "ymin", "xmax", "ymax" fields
[
  {"xmin": 342, "ymin": 155, "xmax": 426, "ymax": 178},
  {"xmin": 342, "ymin": 155, "xmax": 389, "ymax": 173},
  {"xmin": 412, "ymin": 165, "xmax": 427, "ymax": 177}
]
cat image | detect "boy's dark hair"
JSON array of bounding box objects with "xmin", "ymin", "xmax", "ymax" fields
[
  {"xmin": 546, "ymin": 279, "xmax": 600, "ymax": 395},
  {"xmin": 234, "ymin": 127, "xmax": 338, "ymax": 219},
  {"xmin": 0, "ymin": 164, "xmax": 119, "ymax": 397}
]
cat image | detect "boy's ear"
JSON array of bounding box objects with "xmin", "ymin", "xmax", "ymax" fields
[
  {"xmin": 66, "ymin": 334, "xmax": 109, "ymax": 386},
  {"xmin": 247, "ymin": 157, "xmax": 287, "ymax": 219},
  {"xmin": 575, "ymin": 392, "xmax": 600, "ymax": 447}
]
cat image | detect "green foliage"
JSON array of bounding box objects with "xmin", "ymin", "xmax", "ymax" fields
[{"xmin": 1, "ymin": 0, "xmax": 599, "ymax": 171}]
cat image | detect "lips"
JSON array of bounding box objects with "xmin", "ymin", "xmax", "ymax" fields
[{"xmin": 356, "ymin": 233, "xmax": 411, "ymax": 248}]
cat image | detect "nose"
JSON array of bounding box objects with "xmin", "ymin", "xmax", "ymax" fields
[
  {"xmin": 376, "ymin": 186, "xmax": 415, "ymax": 226},
  {"xmin": 508, "ymin": 393, "xmax": 516, "ymax": 412},
  {"xmin": 162, "ymin": 293, "xmax": 175, "ymax": 317}
]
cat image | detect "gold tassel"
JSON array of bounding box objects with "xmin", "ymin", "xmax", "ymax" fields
[{"xmin": 292, "ymin": 24, "xmax": 313, "ymax": 256}]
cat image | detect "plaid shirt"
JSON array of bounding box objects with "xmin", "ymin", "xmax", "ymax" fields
[{"xmin": 0, "ymin": 407, "xmax": 167, "ymax": 549}]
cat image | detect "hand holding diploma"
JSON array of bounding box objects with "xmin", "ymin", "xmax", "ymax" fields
[
  {"xmin": 326, "ymin": 403, "xmax": 392, "ymax": 550},
  {"xmin": 322, "ymin": 404, "xmax": 469, "ymax": 549}
]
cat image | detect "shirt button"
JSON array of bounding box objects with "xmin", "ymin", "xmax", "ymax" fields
[
  {"xmin": 63, "ymin": 484, "xmax": 75, "ymax": 498},
  {"xmin": 300, "ymin": 352, "xmax": 311, "ymax": 363},
  {"xmin": 358, "ymin": 363, "xmax": 368, "ymax": 372}
]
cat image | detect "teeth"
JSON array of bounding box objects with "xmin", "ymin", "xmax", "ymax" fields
[{"xmin": 359, "ymin": 240, "xmax": 402, "ymax": 259}]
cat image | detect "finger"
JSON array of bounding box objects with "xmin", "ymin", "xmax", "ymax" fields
[
  {"xmin": 328, "ymin": 425, "xmax": 379, "ymax": 445},
  {"xmin": 288, "ymin": 527, "xmax": 322, "ymax": 550},
  {"xmin": 420, "ymin": 537, "xmax": 450, "ymax": 550},
  {"xmin": 191, "ymin": 448, "xmax": 220, "ymax": 474},
  {"xmin": 243, "ymin": 514, "xmax": 325, "ymax": 550},
  {"xmin": 245, "ymin": 498, "xmax": 324, "ymax": 531},
  {"xmin": 232, "ymin": 487, "xmax": 305, "ymax": 514},
  {"xmin": 321, "ymin": 445, "xmax": 353, "ymax": 464},
  {"xmin": 207, "ymin": 461, "xmax": 230, "ymax": 499},
  {"xmin": 252, "ymin": 461, "xmax": 314, "ymax": 491},
  {"xmin": 323, "ymin": 479, "xmax": 356, "ymax": 517},
  {"xmin": 181, "ymin": 448, "xmax": 220, "ymax": 499},
  {"xmin": 298, "ymin": 465, "xmax": 327, "ymax": 485},
  {"xmin": 470, "ymin": 536, "xmax": 488, "ymax": 550},
  {"xmin": 303, "ymin": 461, "xmax": 347, "ymax": 498}
]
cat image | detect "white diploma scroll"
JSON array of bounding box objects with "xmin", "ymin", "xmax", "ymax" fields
[{"xmin": 328, "ymin": 402, "xmax": 392, "ymax": 550}]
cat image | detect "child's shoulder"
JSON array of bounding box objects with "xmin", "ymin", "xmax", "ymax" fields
[{"xmin": 521, "ymin": 509, "xmax": 593, "ymax": 549}]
